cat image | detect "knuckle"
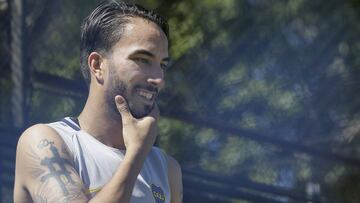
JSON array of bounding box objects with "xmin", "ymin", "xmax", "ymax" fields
[{"xmin": 118, "ymin": 105, "xmax": 129, "ymax": 113}]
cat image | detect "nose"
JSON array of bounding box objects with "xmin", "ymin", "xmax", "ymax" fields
[
  {"xmin": 147, "ymin": 63, "xmax": 165, "ymax": 89},
  {"xmin": 147, "ymin": 77, "xmax": 165, "ymax": 90}
]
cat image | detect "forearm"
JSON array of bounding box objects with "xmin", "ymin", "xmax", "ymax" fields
[
  {"xmin": 87, "ymin": 95, "xmax": 159, "ymax": 203},
  {"xmin": 89, "ymin": 148, "xmax": 147, "ymax": 203}
]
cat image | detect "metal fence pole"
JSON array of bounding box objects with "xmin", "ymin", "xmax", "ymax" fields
[{"xmin": 11, "ymin": 0, "xmax": 27, "ymax": 128}]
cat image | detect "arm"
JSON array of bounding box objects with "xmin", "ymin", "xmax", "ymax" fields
[
  {"xmin": 14, "ymin": 97, "xmax": 159, "ymax": 203},
  {"xmin": 14, "ymin": 124, "xmax": 89, "ymax": 203},
  {"xmin": 167, "ymin": 155, "xmax": 183, "ymax": 203}
]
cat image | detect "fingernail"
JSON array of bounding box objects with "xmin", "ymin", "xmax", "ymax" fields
[{"xmin": 115, "ymin": 96, "xmax": 124, "ymax": 104}]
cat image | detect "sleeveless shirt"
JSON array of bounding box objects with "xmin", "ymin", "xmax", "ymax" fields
[{"xmin": 47, "ymin": 117, "xmax": 170, "ymax": 203}]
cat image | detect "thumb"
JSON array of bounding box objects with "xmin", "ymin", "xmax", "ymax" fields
[{"xmin": 115, "ymin": 95, "xmax": 132, "ymax": 122}]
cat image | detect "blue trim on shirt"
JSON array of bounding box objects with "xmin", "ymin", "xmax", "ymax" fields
[{"xmin": 61, "ymin": 118, "xmax": 80, "ymax": 131}]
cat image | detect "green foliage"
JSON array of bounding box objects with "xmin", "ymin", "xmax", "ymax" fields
[
  {"xmin": 158, "ymin": 118, "xmax": 201, "ymax": 163},
  {"xmin": 333, "ymin": 170, "xmax": 360, "ymax": 203}
]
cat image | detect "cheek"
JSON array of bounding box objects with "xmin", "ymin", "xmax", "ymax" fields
[
  {"xmin": 124, "ymin": 69, "xmax": 144, "ymax": 85},
  {"xmin": 110, "ymin": 59, "xmax": 146, "ymax": 86}
]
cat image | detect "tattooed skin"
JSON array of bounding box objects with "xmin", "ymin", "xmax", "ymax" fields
[
  {"xmin": 27, "ymin": 147, "xmax": 46, "ymax": 179},
  {"xmin": 40, "ymin": 143, "xmax": 74, "ymax": 195},
  {"xmin": 37, "ymin": 139, "xmax": 54, "ymax": 149},
  {"xmin": 33, "ymin": 195, "xmax": 48, "ymax": 203},
  {"xmin": 27, "ymin": 139, "xmax": 89, "ymax": 203}
]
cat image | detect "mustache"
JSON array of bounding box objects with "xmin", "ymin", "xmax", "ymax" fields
[{"xmin": 134, "ymin": 84, "xmax": 159, "ymax": 93}]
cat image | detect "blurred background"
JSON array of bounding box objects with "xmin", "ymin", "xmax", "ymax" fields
[{"xmin": 1, "ymin": 0, "xmax": 360, "ymax": 202}]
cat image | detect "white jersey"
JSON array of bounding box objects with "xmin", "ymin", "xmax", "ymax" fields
[{"xmin": 47, "ymin": 117, "xmax": 170, "ymax": 203}]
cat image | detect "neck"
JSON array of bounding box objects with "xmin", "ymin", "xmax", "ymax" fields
[{"xmin": 78, "ymin": 88, "xmax": 126, "ymax": 150}]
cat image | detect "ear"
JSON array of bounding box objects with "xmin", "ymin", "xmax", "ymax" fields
[{"xmin": 88, "ymin": 52, "xmax": 105, "ymax": 84}]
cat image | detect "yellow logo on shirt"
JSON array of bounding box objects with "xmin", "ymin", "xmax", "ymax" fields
[{"xmin": 151, "ymin": 183, "xmax": 166, "ymax": 203}]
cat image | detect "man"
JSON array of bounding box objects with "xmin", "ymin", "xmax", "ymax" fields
[{"xmin": 13, "ymin": 1, "xmax": 183, "ymax": 202}]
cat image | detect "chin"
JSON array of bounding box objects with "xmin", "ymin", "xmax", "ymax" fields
[{"xmin": 131, "ymin": 104, "xmax": 153, "ymax": 119}]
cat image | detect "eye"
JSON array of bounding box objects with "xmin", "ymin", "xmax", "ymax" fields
[
  {"xmin": 135, "ymin": 57, "xmax": 151, "ymax": 65},
  {"xmin": 160, "ymin": 63, "xmax": 168, "ymax": 70}
]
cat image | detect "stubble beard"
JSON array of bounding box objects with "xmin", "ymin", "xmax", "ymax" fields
[{"xmin": 106, "ymin": 68, "xmax": 153, "ymax": 120}]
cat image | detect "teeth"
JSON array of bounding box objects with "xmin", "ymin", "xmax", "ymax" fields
[{"xmin": 139, "ymin": 90, "xmax": 153, "ymax": 100}]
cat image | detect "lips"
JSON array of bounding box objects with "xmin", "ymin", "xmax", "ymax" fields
[
  {"xmin": 139, "ymin": 90, "xmax": 154, "ymax": 100},
  {"xmin": 136, "ymin": 88, "xmax": 157, "ymax": 104}
]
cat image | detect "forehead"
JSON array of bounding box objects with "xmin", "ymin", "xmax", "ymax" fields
[{"xmin": 111, "ymin": 17, "xmax": 168, "ymax": 57}]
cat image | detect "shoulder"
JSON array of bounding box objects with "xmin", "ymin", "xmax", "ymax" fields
[
  {"xmin": 151, "ymin": 147, "xmax": 181, "ymax": 174},
  {"xmin": 151, "ymin": 147, "xmax": 182, "ymax": 202},
  {"xmin": 165, "ymin": 154, "xmax": 183, "ymax": 203},
  {"xmin": 17, "ymin": 123, "xmax": 73, "ymax": 154},
  {"xmin": 17, "ymin": 124, "xmax": 66, "ymax": 159},
  {"xmin": 14, "ymin": 124, "xmax": 88, "ymax": 203},
  {"xmin": 14, "ymin": 124, "xmax": 72, "ymax": 202},
  {"xmin": 15, "ymin": 124, "xmax": 72, "ymax": 185},
  {"xmin": 18, "ymin": 123, "xmax": 62, "ymax": 145},
  {"xmin": 17, "ymin": 123, "xmax": 69, "ymax": 155},
  {"xmin": 166, "ymin": 155, "xmax": 181, "ymax": 176}
]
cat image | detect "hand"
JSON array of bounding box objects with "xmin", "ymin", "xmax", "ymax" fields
[{"xmin": 115, "ymin": 95, "xmax": 159, "ymax": 154}]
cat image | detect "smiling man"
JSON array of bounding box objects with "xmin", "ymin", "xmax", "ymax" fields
[{"xmin": 14, "ymin": 1, "xmax": 182, "ymax": 203}]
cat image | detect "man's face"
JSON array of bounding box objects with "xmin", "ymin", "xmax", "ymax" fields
[{"xmin": 104, "ymin": 17, "xmax": 169, "ymax": 119}]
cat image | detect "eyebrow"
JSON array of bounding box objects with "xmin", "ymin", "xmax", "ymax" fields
[{"xmin": 129, "ymin": 49, "xmax": 171, "ymax": 63}]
